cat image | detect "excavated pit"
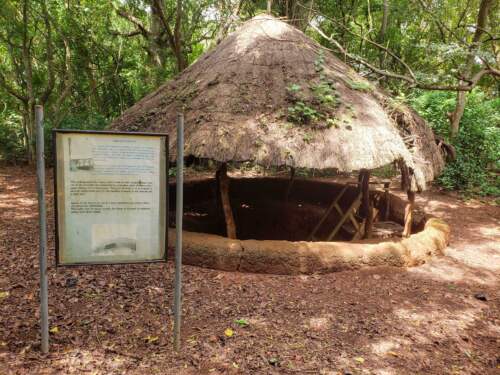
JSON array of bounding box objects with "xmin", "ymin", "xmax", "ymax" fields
[
  {"xmin": 169, "ymin": 177, "xmax": 424, "ymax": 241},
  {"xmin": 167, "ymin": 177, "xmax": 450, "ymax": 274}
]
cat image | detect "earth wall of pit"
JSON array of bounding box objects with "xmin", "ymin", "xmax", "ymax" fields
[{"xmin": 167, "ymin": 177, "xmax": 450, "ymax": 274}]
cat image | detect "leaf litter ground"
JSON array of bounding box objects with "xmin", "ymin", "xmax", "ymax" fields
[{"xmin": 0, "ymin": 166, "xmax": 499, "ymax": 374}]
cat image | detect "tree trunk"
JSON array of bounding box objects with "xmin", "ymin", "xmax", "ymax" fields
[
  {"xmin": 450, "ymin": 90, "xmax": 467, "ymax": 137},
  {"xmin": 377, "ymin": 0, "xmax": 389, "ymax": 68},
  {"xmin": 22, "ymin": 0, "xmax": 35, "ymax": 164},
  {"xmin": 449, "ymin": 0, "xmax": 493, "ymax": 136},
  {"xmin": 217, "ymin": 164, "xmax": 237, "ymax": 239},
  {"xmin": 174, "ymin": 45, "xmax": 188, "ymax": 72}
]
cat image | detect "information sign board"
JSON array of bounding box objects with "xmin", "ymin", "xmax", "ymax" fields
[{"xmin": 54, "ymin": 130, "xmax": 168, "ymax": 265}]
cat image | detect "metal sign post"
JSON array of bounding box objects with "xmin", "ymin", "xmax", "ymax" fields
[
  {"xmin": 173, "ymin": 113, "xmax": 184, "ymax": 351},
  {"xmin": 35, "ymin": 105, "xmax": 49, "ymax": 354}
]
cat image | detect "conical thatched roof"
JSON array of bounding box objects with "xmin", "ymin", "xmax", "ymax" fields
[{"xmin": 111, "ymin": 15, "xmax": 444, "ymax": 191}]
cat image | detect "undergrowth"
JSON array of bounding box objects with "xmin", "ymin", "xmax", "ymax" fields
[{"xmin": 411, "ymin": 89, "xmax": 499, "ymax": 197}]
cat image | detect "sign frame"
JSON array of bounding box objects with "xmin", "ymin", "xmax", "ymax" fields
[{"xmin": 53, "ymin": 129, "xmax": 169, "ymax": 267}]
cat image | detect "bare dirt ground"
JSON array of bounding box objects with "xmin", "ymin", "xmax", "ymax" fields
[{"xmin": 0, "ymin": 165, "xmax": 499, "ymax": 375}]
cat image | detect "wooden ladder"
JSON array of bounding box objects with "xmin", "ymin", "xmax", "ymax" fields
[{"xmin": 309, "ymin": 186, "xmax": 364, "ymax": 241}]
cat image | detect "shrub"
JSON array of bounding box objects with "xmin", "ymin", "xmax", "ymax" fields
[
  {"xmin": 411, "ymin": 89, "xmax": 500, "ymax": 196},
  {"xmin": 0, "ymin": 112, "xmax": 25, "ymax": 163}
]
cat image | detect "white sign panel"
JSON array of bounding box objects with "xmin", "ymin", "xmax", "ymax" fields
[{"xmin": 54, "ymin": 131, "xmax": 168, "ymax": 265}]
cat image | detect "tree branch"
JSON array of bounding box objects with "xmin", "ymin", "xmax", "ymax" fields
[
  {"xmin": 115, "ymin": 7, "xmax": 150, "ymax": 37},
  {"xmin": 111, "ymin": 30, "xmax": 143, "ymax": 38},
  {"xmin": 310, "ymin": 22, "xmax": 499, "ymax": 92},
  {"xmin": 300, "ymin": 2, "xmax": 417, "ymax": 80},
  {"xmin": 0, "ymin": 72, "xmax": 27, "ymax": 102}
]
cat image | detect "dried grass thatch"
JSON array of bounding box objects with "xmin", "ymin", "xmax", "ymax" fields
[{"xmin": 111, "ymin": 15, "xmax": 444, "ymax": 191}]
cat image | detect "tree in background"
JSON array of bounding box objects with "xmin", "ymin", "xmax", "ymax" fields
[
  {"xmin": 0, "ymin": 0, "xmax": 72, "ymax": 162},
  {"xmin": 309, "ymin": 0, "xmax": 499, "ymax": 137},
  {"xmin": 114, "ymin": 0, "xmax": 219, "ymax": 81},
  {"xmin": 0, "ymin": 0, "xmax": 498, "ymax": 196}
]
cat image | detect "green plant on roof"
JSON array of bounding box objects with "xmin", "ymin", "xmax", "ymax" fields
[
  {"xmin": 287, "ymin": 83, "xmax": 301, "ymax": 93},
  {"xmin": 326, "ymin": 118, "xmax": 338, "ymax": 128},
  {"xmin": 314, "ymin": 50, "xmax": 325, "ymax": 73},
  {"xmin": 303, "ymin": 131, "xmax": 314, "ymax": 144},
  {"xmin": 311, "ymin": 82, "xmax": 338, "ymax": 106},
  {"xmin": 288, "ymin": 102, "xmax": 319, "ymax": 124},
  {"xmin": 346, "ymin": 79, "xmax": 373, "ymax": 92},
  {"xmin": 284, "ymin": 51, "xmax": 344, "ymax": 127}
]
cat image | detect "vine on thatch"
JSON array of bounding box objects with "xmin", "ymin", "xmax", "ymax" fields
[{"xmin": 285, "ymin": 51, "xmax": 343, "ymax": 129}]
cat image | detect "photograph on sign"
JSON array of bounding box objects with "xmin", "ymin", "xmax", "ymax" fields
[{"xmin": 54, "ymin": 131, "xmax": 168, "ymax": 265}]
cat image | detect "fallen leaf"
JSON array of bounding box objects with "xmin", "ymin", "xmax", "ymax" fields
[
  {"xmin": 354, "ymin": 357, "xmax": 365, "ymax": 364},
  {"xmin": 0, "ymin": 291, "xmax": 9, "ymax": 299},
  {"xmin": 268, "ymin": 357, "xmax": 279, "ymax": 366},
  {"xmin": 387, "ymin": 351, "xmax": 399, "ymax": 357},
  {"xmin": 235, "ymin": 318, "xmax": 249, "ymax": 327},
  {"xmin": 224, "ymin": 328, "xmax": 234, "ymax": 337},
  {"xmin": 49, "ymin": 326, "xmax": 59, "ymax": 334},
  {"xmin": 145, "ymin": 335, "xmax": 159, "ymax": 344}
]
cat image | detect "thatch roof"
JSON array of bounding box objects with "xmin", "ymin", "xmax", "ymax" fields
[{"xmin": 111, "ymin": 15, "xmax": 444, "ymax": 191}]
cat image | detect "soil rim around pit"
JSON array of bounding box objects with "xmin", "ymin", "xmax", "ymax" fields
[{"xmin": 168, "ymin": 177, "xmax": 451, "ymax": 275}]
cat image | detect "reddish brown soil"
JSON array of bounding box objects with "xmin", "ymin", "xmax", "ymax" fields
[{"xmin": 0, "ymin": 166, "xmax": 499, "ymax": 375}]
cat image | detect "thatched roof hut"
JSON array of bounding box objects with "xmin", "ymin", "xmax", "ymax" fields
[{"xmin": 111, "ymin": 15, "xmax": 444, "ymax": 192}]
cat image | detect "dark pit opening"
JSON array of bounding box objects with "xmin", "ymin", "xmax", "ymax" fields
[{"xmin": 168, "ymin": 177, "xmax": 425, "ymax": 241}]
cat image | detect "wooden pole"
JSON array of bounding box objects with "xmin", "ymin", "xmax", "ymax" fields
[
  {"xmin": 383, "ymin": 181, "xmax": 391, "ymax": 221},
  {"xmin": 217, "ymin": 163, "xmax": 237, "ymax": 239},
  {"xmin": 400, "ymin": 163, "xmax": 415, "ymax": 237},
  {"xmin": 403, "ymin": 191, "xmax": 415, "ymax": 237},
  {"xmin": 359, "ymin": 169, "xmax": 373, "ymax": 239}
]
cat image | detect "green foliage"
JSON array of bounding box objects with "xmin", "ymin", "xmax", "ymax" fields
[
  {"xmin": 0, "ymin": 112, "xmax": 25, "ymax": 163},
  {"xmin": 287, "ymin": 84, "xmax": 301, "ymax": 93},
  {"xmin": 302, "ymin": 131, "xmax": 314, "ymax": 144},
  {"xmin": 412, "ymin": 90, "xmax": 500, "ymax": 196},
  {"xmin": 372, "ymin": 164, "xmax": 398, "ymax": 179},
  {"xmin": 287, "ymin": 102, "xmax": 319, "ymax": 124},
  {"xmin": 286, "ymin": 51, "xmax": 342, "ymax": 127},
  {"xmin": 234, "ymin": 318, "xmax": 249, "ymax": 327},
  {"xmin": 346, "ymin": 79, "xmax": 373, "ymax": 92},
  {"xmin": 0, "ymin": 0, "xmax": 497, "ymax": 204},
  {"xmin": 314, "ymin": 50, "xmax": 325, "ymax": 72},
  {"xmin": 311, "ymin": 81, "xmax": 338, "ymax": 105}
]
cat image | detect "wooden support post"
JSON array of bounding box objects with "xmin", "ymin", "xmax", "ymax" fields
[
  {"xmin": 359, "ymin": 169, "xmax": 373, "ymax": 239},
  {"xmin": 403, "ymin": 191, "xmax": 415, "ymax": 237},
  {"xmin": 400, "ymin": 163, "xmax": 410, "ymax": 191},
  {"xmin": 400, "ymin": 163, "xmax": 415, "ymax": 237},
  {"xmin": 217, "ymin": 163, "xmax": 237, "ymax": 239},
  {"xmin": 383, "ymin": 181, "xmax": 390, "ymax": 221}
]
